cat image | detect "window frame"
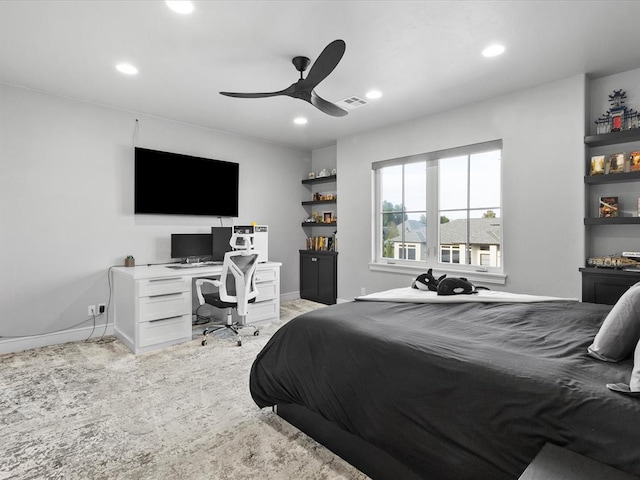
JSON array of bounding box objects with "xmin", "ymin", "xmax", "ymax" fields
[{"xmin": 371, "ymin": 140, "xmax": 506, "ymax": 284}]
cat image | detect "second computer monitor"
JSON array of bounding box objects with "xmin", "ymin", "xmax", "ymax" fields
[
  {"xmin": 170, "ymin": 233, "xmax": 212, "ymax": 261},
  {"xmin": 211, "ymin": 227, "xmax": 232, "ymax": 261}
]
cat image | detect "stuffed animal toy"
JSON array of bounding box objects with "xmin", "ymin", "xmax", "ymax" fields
[
  {"xmin": 436, "ymin": 277, "xmax": 490, "ymax": 296},
  {"xmin": 436, "ymin": 277, "xmax": 477, "ymax": 295},
  {"xmin": 412, "ymin": 268, "xmax": 446, "ymax": 292}
]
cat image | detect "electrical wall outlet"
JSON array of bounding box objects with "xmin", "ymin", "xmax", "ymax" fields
[
  {"xmin": 88, "ymin": 305, "xmax": 95, "ymax": 316},
  {"xmin": 360, "ymin": 287, "xmax": 366, "ymax": 296},
  {"xmin": 98, "ymin": 303, "xmax": 106, "ymax": 314}
]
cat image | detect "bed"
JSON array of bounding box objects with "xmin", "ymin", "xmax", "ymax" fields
[{"xmin": 249, "ymin": 290, "xmax": 640, "ymax": 480}]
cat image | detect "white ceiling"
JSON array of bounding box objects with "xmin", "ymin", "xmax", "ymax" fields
[{"xmin": 2, "ymin": 1, "xmax": 640, "ymax": 151}]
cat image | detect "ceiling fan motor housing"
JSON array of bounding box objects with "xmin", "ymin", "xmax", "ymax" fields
[{"xmin": 292, "ymin": 56, "xmax": 311, "ymax": 73}]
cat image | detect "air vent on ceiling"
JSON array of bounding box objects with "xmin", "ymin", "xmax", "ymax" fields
[{"xmin": 336, "ymin": 96, "xmax": 368, "ymax": 110}]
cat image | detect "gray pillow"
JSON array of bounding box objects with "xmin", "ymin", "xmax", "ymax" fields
[
  {"xmin": 588, "ymin": 282, "xmax": 640, "ymax": 362},
  {"xmin": 631, "ymin": 338, "xmax": 640, "ymax": 391},
  {"xmin": 606, "ymin": 338, "xmax": 640, "ymax": 396}
]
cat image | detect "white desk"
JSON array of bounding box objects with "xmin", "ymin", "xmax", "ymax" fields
[{"xmin": 111, "ymin": 262, "xmax": 281, "ymax": 354}]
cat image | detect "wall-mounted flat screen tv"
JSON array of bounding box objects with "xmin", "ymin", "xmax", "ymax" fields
[{"xmin": 134, "ymin": 147, "xmax": 239, "ymax": 217}]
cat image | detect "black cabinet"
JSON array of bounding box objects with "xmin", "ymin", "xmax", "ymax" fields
[
  {"xmin": 580, "ymin": 267, "xmax": 640, "ymax": 304},
  {"xmin": 300, "ymin": 250, "xmax": 337, "ymax": 305}
]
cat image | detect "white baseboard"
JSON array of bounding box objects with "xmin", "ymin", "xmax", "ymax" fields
[
  {"xmin": 2, "ymin": 292, "xmax": 308, "ymax": 355},
  {"xmin": 0, "ymin": 323, "xmax": 115, "ymax": 355},
  {"xmin": 280, "ymin": 291, "xmax": 300, "ymax": 302}
]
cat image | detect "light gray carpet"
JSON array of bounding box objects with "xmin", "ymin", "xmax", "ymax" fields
[{"xmin": 0, "ymin": 299, "xmax": 371, "ymax": 480}]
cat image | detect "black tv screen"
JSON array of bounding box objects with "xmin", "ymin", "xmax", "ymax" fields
[{"xmin": 134, "ymin": 147, "xmax": 239, "ymax": 216}]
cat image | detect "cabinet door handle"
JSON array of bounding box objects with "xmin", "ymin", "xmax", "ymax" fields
[{"xmin": 311, "ymin": 257, "xmax": 318, "ymax": 262}]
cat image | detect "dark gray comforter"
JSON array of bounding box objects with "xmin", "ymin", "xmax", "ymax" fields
[{"xmin": 250, "ymin": 300, "xmax": 640, "ymax": 479}]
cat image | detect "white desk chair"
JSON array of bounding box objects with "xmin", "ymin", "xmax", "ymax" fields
[{"xmin": 195, "ymin": 233, "xmax": 259, "ymax": 346}]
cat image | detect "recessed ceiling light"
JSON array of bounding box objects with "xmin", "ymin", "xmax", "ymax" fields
[
  {"xmin": 293, "ymin": 117, "xmax": 308, "ymax": 125},
  {"xmin": 366, "ymin": 90, "xmax": 382, "ymax": 100},
  {"xmin": 482, "ymin": 44, "xmax": 505, "ymax": 58},
  {"xmin": 166, "ymin": 1, "xmax": 194, "ymax": 14},
  {"xmin": 116, "ymin": 63, "xmax": 138, "ymax": 75}
]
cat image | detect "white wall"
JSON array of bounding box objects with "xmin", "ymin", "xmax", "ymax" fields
[
  {"xmin": 0, "ymin": 84, "xmax": 310, "ymax": 353},
  {"xmin": 336, "ymin": 75, "xmax": 587, "ymax": 300},
  {"xmin": 311, "ymin": 145, "xmax": 337, "ymax": 173}
]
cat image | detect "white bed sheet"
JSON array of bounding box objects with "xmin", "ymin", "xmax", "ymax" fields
[{"xmin": 355, "ymin": 287, "xmax": 578, "ymax": 304}]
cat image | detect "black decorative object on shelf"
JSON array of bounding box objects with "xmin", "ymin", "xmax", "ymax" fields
[{"xmin": 595, "ymin": 89, "xmax": 640, "ymax": 134}]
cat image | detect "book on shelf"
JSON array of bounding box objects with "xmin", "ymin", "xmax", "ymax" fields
[
  {"xmin": 630, "ymin": 151, "xmax": 640, "ymax": 172},
  {"xmin": 599, "ymin": 196, "xmax": 619, "ymax": 218},
  {"xmin": 306, "ymin": 236, "xmax": 337, "ymax": 252},
  {"xmin": 607, "ymin": 152, "xmax": 625, "ymax": 174},
  {"xmin": 590, "ymin": 155, "xmax": 605, "ymax": 175}
]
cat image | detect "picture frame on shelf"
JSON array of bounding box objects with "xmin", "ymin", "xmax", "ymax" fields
[
  {"xmin": 590, "ymin": 155, "xmax": 605, "ymax": 175},
  {"xmin": 323, "ymin": 211, "xmax": 333, "ymax": 223},
  {"xmin": 607, "ymin": 152, "xmax": 625, "ymax": 174},
  {"xmin": 599, "ymin": 196, "xmax": 619, "ymax": 218},
  {"xmin": 630, "ymin": 151, "xmax": 640, "ymax": 172}
]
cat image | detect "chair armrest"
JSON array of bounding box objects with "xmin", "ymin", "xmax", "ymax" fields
[{"xmin": 194, "ymin": 278, "xmax": 222, "ymax": 305}]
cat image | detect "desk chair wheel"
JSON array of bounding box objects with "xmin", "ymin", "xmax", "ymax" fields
[
  {"xmin": 253, "ymin": 330, "xmax": 260, "ymax": 336},
  {"xmin": 237, "ymin": 336, "xmax": 242, "ymax": 346},
  {"xmin": 202, "ymin": 339, "xmax": 207, "ymax": 346}
]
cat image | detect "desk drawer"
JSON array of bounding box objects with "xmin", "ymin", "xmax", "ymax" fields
[
  {"xmin": 138, "ymin": 277, "xmax": 190, "ymax": 297},
  {"xmin": 255, "ymin": 282, "xmax": 277, "ymax": 301},
  {"xmin": 255, "ymin": 267, "xmax": 278, "ymax": 283},
  {"xmin": 139, "ymin": 314, "xmax": 191, "ymax": 348},
  {"xmin": 139, "ymin": 292, "xmax": 190, "ymax": 322},
  {"xmin": 248, "ymin": 299, "xmax": 278, "ymax": 322}
]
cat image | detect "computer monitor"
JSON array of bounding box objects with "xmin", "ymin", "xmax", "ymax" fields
[
  {"xmin": 211, "ymin": 227, "xmax": 232, "ymax": 261},
  {"xmin": 170, "ymin": 233, "xmax": 212, "ymax": 261}
]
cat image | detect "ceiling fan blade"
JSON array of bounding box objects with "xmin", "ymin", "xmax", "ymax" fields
[
  {"xmin": 310, "ymin": 91, "xmax": 348, "ymax": 117},
  {"xmin": 300, "ymin": 39, "xmax": 346, "ymax": 90},
  {"xmin": 220, "ymin": 91, "xmax": 284, "ymax": 99}
]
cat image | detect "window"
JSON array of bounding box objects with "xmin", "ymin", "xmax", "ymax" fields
[{"xmin": 373, "ymin": 140, "xmax": 502, "ymax": 274}]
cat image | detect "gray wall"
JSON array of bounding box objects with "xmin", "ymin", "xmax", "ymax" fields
[
  {"xmin": 335, "ymin": 74, "xmax": 587, "ymax": 301},
  {"xmin": 0, "ymin": 83, "xmax": 310, "ymax": 353}
]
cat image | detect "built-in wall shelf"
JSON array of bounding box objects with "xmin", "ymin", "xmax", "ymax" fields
[
  {"xmin": 302, "ymin": 199, "xmax": 337, "ymax": 206},
  {"xmin": 302, "ymin": 174, "xmax": 337, "ymax": 186},
  {"xmin": 582, "ymin": 126, "xmax": 640, "ymax": 304},
  {"xmin": 584, "ymin": 217, "xmax": 640, "ymax": 225},
  {"xmin": 301, "ymin": 174, "xmax": 338, "ymax": 299},
  {"xmin": 585, "ymin": 171, "xmax": 640, "ymax": 184},
  {"xmin": 585, "ymin": 129, "xmax": 640, "ymax": 147},
  {"xmin": 302, "ymin": 222, "xmax": 337, "ymax": 227}
]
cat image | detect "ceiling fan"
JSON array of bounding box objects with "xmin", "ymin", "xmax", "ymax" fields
[{"xmin": 220, "ymin": 39, "xmax": 348, "ymax": 117}]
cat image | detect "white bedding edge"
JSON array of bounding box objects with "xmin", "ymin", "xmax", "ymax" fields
[{"xmin": 355, "ymin": 287, "xmax": 578, "ymax": 304}]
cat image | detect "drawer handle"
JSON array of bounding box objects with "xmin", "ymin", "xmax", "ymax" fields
[
  {"xmin": 148, "ymin": 292, "xmax": 184, "ymax": 298},
  {"xmin": 149, "ymin": 315, "xmax": 184, "ymax": 323},
  {"xmin": 311, "ymin": 258, "xmax": 318, "ymax": 262},
  {"xmin": 148, "ymin": 277, "xmax": 183, "ymax": 283}
]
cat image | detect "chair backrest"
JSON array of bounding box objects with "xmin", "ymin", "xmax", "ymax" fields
[
  {"xmin": 230, "ymin": 232, "xmax": 254, "ymax": 251},
  {"xmin": 218, "ymin": 249, "xmax": 259, "ymax": 317}
]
